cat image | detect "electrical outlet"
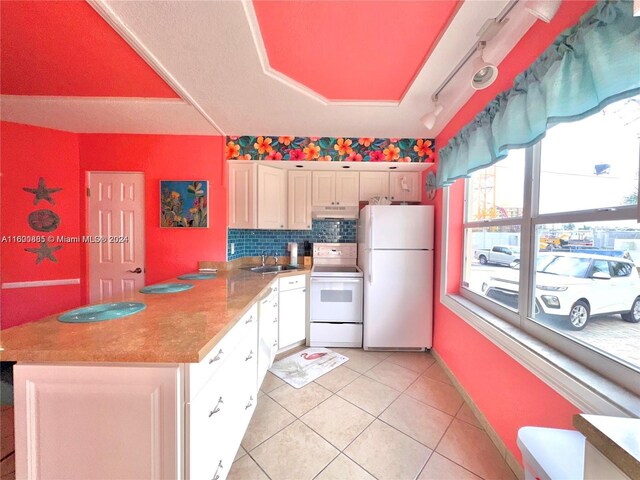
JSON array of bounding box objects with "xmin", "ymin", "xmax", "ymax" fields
[{"xmin": 231, "ymin": 243, "xmax": 235, "ymax": 255}]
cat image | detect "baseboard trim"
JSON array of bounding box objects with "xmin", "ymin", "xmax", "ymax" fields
[{"xmin": 432, "ymin": 349, "xmax": 525, "ymax": 480}]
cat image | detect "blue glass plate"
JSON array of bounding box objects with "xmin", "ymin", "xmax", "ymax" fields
[
  {"xmin": 139, "ymin": 283, "xmax": 194, "ymax": 294},
  {"xmin": 177, "ymin": 273, "xmax": 217, "ymax": 280},
  {"xmin": 58, "ymin": 302, "xmax": 146, "ymax": 323}
]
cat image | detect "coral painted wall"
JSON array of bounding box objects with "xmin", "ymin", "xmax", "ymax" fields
[
  {"xmin": 1, "ymin": 122, "xmax": 82, "ymax": 328},
  {"xmin": 426, "ymin": 0, "xmax": 595, "ymax": 464},
  {"xmin": 78, "ymin": 134, "xmax": 227, "ymax": 288},
  {"xmin": 1, "ymin": 125, "xmax": 226, "ymax": 327}
]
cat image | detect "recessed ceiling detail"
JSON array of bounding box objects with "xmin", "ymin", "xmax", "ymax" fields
[
  {"xmin": 225, "ymin": 136, "xmax": 434, "ymax": 162},
  {"xmin": 253, "ymin": 0, "xmax": 460, "ymax": 101},
  {"xmin": 0, "ymin": 1, "xmax": 178, "ymax": 98}
]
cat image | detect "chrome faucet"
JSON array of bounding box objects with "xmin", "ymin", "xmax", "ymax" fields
[
  {"xmin": 269, "ymin": 252, "xmax": 279, "ymax": 266},
  {"xmin": 260, "ymin": 251, "xmax": 267, "ymax": 267}
]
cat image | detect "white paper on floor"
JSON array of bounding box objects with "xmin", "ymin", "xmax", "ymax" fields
[{"xmin": 268, "ymin": 348, "xmax": 348, "ymax": 389}]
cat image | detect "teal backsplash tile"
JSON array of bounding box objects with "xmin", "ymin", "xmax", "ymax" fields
[{"xmin": 228, "ymin": 220, "xmax": 356, "ymax": 260}]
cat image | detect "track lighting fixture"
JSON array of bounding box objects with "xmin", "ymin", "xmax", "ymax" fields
[
  {"xmin": 525, "ymin": 0, "xmax": 561, "ymax": 23},
  {"xmin": 470, "ymin": 42, "xmax": 498, "ymax": 90},
  {"xmin": 421, "ymin": 98, "xmax": 444, "ymax": 130}
]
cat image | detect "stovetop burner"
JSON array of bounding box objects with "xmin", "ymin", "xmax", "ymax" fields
[{"xmin": 311, "ymin": 243, "xmax": 362, "ymax": 278}]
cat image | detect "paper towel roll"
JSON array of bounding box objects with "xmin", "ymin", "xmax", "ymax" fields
[{"xmin": 288, "ymin": 242, "xmax": 298, "ymax": 266}]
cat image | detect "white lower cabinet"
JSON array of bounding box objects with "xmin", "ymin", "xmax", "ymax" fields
[
  {"xmin": 187, "ymin": 304, "xmax": 258, "ymax": 480},
  {"xmin": 12, "ymin": 277, "xmax": 305, "ymax": 480},
  {"xmin": 14, "ymin": 364, "xmax": 180, "ymax": 480},
  {"xmin": 279, "ymin": 275, "xmax": 307, "ymax": 350},
  {"xmin": 258, "ymin": 285, "xmax": 279, "ymax": 388}
]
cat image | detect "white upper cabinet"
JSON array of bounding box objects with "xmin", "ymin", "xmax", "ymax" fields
[
  {"xmin": 359, "ymin": 172, "xmax": 389, "ymax": 201},
  {"xmin": 389, "ymin": 171, "xmax": 421, "ymax": 202},
  {"xmin": 288, "ymin": 171, "xmax": 312, "ymax": 230},
  {"xmin": 335, "ymin": 172, "xmax": 359, "ymax": 206},
  {"xmin": 312, "ymin": 171, "xmax": 359, "ymax": 207},
  {"xmin": 312, "ymin": 171, "xmax": 336, "ymax": 206},
  {"xmin": 258, "ymin": 165, "xmax": 287, "ymax": 229},
  {"xmin": 228, "ymin": 163, "xmax": 257, "ymax": 229}
]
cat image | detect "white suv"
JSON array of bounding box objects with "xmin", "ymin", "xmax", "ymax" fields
[{"xmin": 482, "ymin": 252, "xmax": 640, "ymax": 330}]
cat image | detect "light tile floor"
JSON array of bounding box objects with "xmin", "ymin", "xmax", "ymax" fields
[{"xmin": 230, "ymin": 348, "xmax": 517, "ymax": 480}]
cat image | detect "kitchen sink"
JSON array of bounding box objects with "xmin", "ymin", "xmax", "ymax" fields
[{"xmin": 243, "ymin": 265, "xmax": 299, "ymax": 274}]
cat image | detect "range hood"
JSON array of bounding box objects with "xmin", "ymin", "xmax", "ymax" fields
[{"xmin": 312, "ymin": 205, "xmax": 359, "ymax": 220}]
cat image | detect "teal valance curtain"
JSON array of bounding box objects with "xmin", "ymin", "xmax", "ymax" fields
[{"xmin": 437, "ymin": 0, "xmax": 640, "ymax": 187}]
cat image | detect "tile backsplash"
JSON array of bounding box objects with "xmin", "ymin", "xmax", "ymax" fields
[{"xmin": 228, "ymin": 220, "xmax": 357, "ymax": 260}]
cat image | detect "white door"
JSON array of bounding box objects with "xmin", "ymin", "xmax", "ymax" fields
[
  {"xmin": 335, "ymin": 172, "xmax": 359, "ymax": 206},
  {"xmin": 279, "ymin": 288, "xmax": 306, "ymax": 348},
  {"xmin": 364, "ymin": 250, "xmax": 433, "ymax": 349},
  {"xmin": 88, "ymin": 172, "xmax": 145, "ymax": 303},
  {"xmin": 312, "ymin": 172, "xmax": 335, "ymax": 206},
  {"xmin": 228, "ymin": 163, "xmax": 257, "ymax": 228},
  {"xmin": 288, "ymin": 171, "xmax": 312, "ymax": 230},
  {"xmin": 258, "ymin": 166, "xmax": 287, "ymax": 229}
]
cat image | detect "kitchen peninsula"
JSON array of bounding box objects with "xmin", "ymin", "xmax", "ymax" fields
[{"xmin": 0, "ymin": 267, "xmax": 308, "ymax": 479}]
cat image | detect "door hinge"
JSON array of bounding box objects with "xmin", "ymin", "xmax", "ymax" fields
[{"xmin": 86, "ymin": 187, "xmax": 91, "ymax": 197}]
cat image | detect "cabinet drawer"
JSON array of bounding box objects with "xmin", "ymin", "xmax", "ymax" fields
[
  {"xmin": 187, "ymin": 366, "xmax": 230, "ymax": 480},
  {"xmin": 187, "ymin": 326, "xmax": 258, "ymax": 480},
  {"xmin": 188, "ymin": 304, "xmax": 258, "ymax": 400},
  {"xmin": 309, "ymin": 323, "xmax": 362, "ymax": 347},
  {"xmin": 279, "ymin": 274, "xmax": 306, "ymax": 291}
]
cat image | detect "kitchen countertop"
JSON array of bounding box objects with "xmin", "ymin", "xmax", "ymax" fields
[
  {"xmin": 573, "ymin": 414, "xmax": 640, "ymax": 480},
  {"xmin": 0, "ymin": 267, "xmax": 308, "ymax": 364}
]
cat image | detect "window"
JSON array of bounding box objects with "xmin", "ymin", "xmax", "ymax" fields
[{"xmin": 460, "ymin": 95, "xmax": 640, "ymax": 394}]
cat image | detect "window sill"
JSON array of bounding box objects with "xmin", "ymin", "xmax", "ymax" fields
[{"xmin": 441, "ymin": 293, "xmax": 640, "ymax": 417}]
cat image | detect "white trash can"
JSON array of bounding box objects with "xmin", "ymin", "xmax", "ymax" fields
[{"xmin": 517, "ymin": 426, "xmax": 586, "ymax": 480}]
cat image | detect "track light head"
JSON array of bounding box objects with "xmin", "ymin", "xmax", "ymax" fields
[
  {"xmin": 421, "ymin": 99, "xmax": 444, "ymax": 130},
  {"xmin": 421, "ymin": 112, "xmax": 437, "ymax": 130},
  {"xmin": 525, "ymin": 0, "xmax": 561, "ymax": 23},
  {"xmin": 470, "ymin": 52, "xmax": 498, "ymax": 90}
]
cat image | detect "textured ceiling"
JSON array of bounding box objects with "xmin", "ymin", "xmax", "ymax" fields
[
  {"xmin": 253, "ymin": 0, "xmax": 460, "ymax": 101},
  {"xmin": 0, "ymin": 1, "xmax": 178, "ymax": 98},
  {"xmin": 0, "ymin": 0, "xmax": 550, "ymax": 136}
]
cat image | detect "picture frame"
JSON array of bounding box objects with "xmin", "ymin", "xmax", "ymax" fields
[{"xmin": 160, "ymin": 180, "xmax": 208, "ymax": 228}]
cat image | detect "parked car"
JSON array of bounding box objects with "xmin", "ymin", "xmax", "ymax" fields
[
  {"xmin": 482, "ymin": 252, "xmax": 640, "ymax": 330},
  {"xmin": 474, "ymin": 245, "xmax": 520, "ymax": 266}
]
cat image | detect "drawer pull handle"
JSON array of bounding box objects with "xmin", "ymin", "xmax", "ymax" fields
[
  {"xmin": 209, "ymin": 350, "xmax": 223, "ymax": 364},
  {"xmin": 245, "ymin": 396, "xmax": 254, "ymax": 410},
  {"xmin": 302, "ymin": 288, "xmax": 306, "ymax": 292},
  {"xmin": 273, "ymin": 303, "xmax": 278, "ymax": 308},
  {"xmin": 245, "ymin": 315, "xmax": 253, "ymax": 324},
  {"xmin": 273, "ymin": 318, "xmax": 278, "ymax": 323},
  {"xmin": 212, "ymin": 460, "xmax": 223, "ymax": 480},
  {"xmin": 208, "ymin": 397, "xmax": 223, "ymax": 417},
  {"xmin": 245, "ymin": 350, "xmax": 254, "ymax": 361},
  {"xmin": 273, "ymin": 341, "xmax": 278, "ymax": 347}
]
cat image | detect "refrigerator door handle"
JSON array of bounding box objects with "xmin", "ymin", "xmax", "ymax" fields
[{"xmin": 368, "ymin": 210, "xmax": 374, "ymax": 284}]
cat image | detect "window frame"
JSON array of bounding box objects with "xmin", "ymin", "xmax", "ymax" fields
[{"xmin": 446, "ymin": 120, "xmax": 640, "ymax": 410}]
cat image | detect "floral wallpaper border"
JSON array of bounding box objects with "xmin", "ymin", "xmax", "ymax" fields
[{"xmin": 225, "ymin": 136, "xmax": 435, "ymax": 163}]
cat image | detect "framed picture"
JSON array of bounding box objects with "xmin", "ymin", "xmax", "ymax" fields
[{"xmin": 160, "ymin": 180, "xmax": 208, "ymax": 228}]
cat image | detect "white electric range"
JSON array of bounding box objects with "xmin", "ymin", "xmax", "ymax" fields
[{"xmin": 309, "ymin": 243, "xmax": 364, "ymax": 348}]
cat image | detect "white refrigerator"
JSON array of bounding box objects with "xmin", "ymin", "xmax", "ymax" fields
[{"xmin": 357, "ymin": 205, "xmax": 435, "ymax": 350}]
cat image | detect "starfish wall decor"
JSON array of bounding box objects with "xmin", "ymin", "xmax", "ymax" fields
[
  {"xmin": 24, "ymin": 241, "xmax": 63, "ymax": 264},
  {"xmin": 23, "ymin": 177, "xmax": 62, "ymax": 205}
]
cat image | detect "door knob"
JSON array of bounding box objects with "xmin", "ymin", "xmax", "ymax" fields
[{"xmin": 127, "ymin": 267, "xmax": 142, "ymax": 274}]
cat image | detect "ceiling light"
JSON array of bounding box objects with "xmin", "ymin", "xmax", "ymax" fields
[
  {"xmin": 470, "ymin": 43, "xmax": 498, "ymax": 90},
  {"xmin": 421, "ymin": 98, "xmax": 444, "ymax": 130},
  {"xmin": 525, "ymin": 0, "xmax": 561, "ymax": 23}
]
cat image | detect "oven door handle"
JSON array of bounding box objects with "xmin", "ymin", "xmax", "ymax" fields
[{"xmin": 310, "ymin": 278, "xmax": 363, "ymax": 284}]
